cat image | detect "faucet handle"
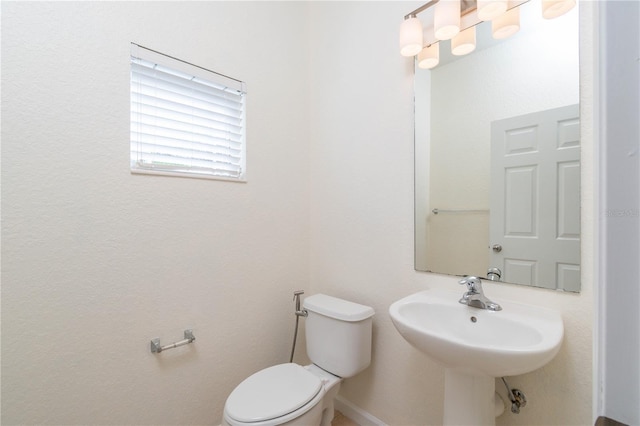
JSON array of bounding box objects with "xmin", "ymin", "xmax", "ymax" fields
[{"xmin": 459, "ymin": 276, "xmax": 483, "ymax": 293}]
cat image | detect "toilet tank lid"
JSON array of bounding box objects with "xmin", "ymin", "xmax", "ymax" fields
[{"xmin": 303, "ymin": 294, "xmax": 375, "ymax": 322}]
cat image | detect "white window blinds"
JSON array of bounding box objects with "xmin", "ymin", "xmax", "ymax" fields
[{"xmin": 130, "ymin": 43, "xmax": 246, "ymax": 181}]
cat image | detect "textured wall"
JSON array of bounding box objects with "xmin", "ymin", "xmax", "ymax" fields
[
  {"xmin": 2, "ymin": 1, "xmax": 597, "ymax": 425},
  {"xmin": 1, "ymin": 2, "xmax": 310, "ymax": 424}
]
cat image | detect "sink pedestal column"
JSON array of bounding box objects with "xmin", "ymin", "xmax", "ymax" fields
[{"xmin": 443, "ymin": 369, "xmax": 495, "ymax": 426}]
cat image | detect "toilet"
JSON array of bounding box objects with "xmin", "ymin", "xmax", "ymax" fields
[{"xmin": 222, "ymin": 294, "xmax": 375, "ymax": 426}]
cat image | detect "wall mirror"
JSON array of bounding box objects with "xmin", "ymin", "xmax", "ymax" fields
[{"xmin": 414, "ymin": 1, "xmax": 581, "ymax": 291}]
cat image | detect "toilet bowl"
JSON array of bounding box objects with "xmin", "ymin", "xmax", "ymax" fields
[
  {"xmin": 222, "ymin": 294, "xmax": 374, "ymax": 426},
  {"xmin": 222, "ymin": 364, "xmax": 341, "ymax": 426}
]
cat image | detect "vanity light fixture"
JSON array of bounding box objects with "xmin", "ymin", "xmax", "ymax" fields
[
  {"xmin": 434, "ymin": 0, "xmax": 461, "ymax": 40},
  {"xmin": 400, "ymin": 15, "xmax": 424, "ymax": 57},
  {"xmin": 477, "ymin": 0, "xmax": 508, "ymax": 20},
  {"xmin": 400, "ymin": 0, "xmax": 576, "ymax": 68},
  {"xmin": 541, "ymin": 0, "xmax": 576, "ymax": 19},
  {"xmin": 492, "ymin": 5, "xmax": 520, "ymax": 39},
  {"xmin": 418, "ymin": 43, "xmax": 440, "ymax": 69},
  {"xmin": 451, "ymin": 26, "xmax": 476, "ymax": 56}
]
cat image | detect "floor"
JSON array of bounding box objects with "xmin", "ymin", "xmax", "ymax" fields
[
  {"xmin": 332, "ymin": 410, "xmax": 359, "ymax": 426},
  {"xmin": 595, "ymin": 417, "xmax": 627, "ymax": 426}
]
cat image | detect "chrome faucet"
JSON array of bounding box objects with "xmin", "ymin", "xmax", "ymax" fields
[{"xmin": 458, "ymin": 276, "xmax": 502, "ymax": 311}]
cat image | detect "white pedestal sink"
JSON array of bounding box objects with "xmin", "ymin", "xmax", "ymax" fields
[
  {"xmin": 444, "ymin": 370, "xmax": 496, "ymax": 425},
  {"xmin": 389, "ymin": 288, "xmax": 564, "ymax": 425}
]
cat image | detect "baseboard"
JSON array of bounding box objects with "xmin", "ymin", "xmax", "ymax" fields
[{"xmin": 334, "ymin": 395, "xmax": 387, "ymax": 426}]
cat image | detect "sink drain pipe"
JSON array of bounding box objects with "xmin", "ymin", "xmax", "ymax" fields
[{"xmin": 501, "ymin": 377, "xmax": 527, "ymax": 414}]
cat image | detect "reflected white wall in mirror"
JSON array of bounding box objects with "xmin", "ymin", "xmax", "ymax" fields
[{"xmin": 415, "ymin": 1, "xmax": 580, "ymax": 291}]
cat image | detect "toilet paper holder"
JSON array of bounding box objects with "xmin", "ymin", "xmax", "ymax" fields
[{"xmin": 150, "ymin": 329, "xmax": 195, "ymax": 353}]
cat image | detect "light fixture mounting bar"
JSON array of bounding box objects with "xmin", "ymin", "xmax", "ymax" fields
[
  {"xmin": 404, "ymin": 0, "xmax": 440, "ymax": 19},
  {"xmin": 404, "ymin": 0, "xmax": 478, "ymax": 20}
]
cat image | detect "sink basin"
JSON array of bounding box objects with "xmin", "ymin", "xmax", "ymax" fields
[{"xmin": 389, "ymin": 288, "xmax": 564, "ymax": 377}]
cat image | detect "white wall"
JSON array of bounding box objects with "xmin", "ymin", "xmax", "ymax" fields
[
  {"xmin": 1, "ymin": 1, "xmax": 610, "ymax": 426},
  {"xmin": 597, "ymin": 1, "xmax": 640, "ymax": 424},
  {"xmin": 308, "ymin": 2, "xmax": 593, "ymax": 425},
  {"xmin": 1, "ymin": 2, "xmax": 310, "ymax": 424}
]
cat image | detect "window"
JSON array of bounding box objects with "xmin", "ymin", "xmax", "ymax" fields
[{"xmin": 130, "ymin": 43, "xmax": 246, "ymax": 181}]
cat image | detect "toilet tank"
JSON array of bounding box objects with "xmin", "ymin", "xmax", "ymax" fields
[{"xmin": 303, "ymin": 294, "xmax": 375, "ymax": 378}]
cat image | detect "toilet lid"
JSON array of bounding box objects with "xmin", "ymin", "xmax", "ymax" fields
[{"xmin": 226, "ymin": 363, "xmax": 322, "ymax": 423}]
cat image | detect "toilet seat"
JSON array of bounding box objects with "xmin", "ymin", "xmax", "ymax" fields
[{"xmin": 225, "ymin": 363, "xmax": 323, "ymax": 423}]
